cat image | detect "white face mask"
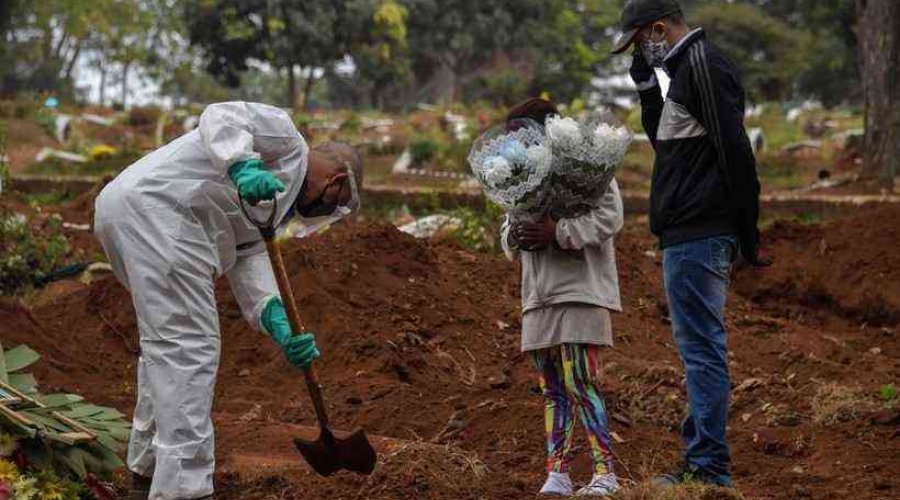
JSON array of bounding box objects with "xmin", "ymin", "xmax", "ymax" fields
[{"xmin": 641, "ymin": 31, "xmax": 670, "ymax": 68}]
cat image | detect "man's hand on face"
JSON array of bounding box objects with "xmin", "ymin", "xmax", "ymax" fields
[
  {"xmin": 629, "ymin": 46, "xmax": 655, "ymax": 85},
  {"xmin": 516, "ymin": 215, "xmax": 558, "ymax": 251}
]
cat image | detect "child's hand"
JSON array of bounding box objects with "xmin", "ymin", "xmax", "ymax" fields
[{"xmin": 517, "ymin": 216, "xmax": 557, "ymax": 250}]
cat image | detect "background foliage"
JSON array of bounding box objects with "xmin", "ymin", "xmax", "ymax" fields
[{"xmin": 0, "ymin": 0, "xmax": 862, "ymax": 109}]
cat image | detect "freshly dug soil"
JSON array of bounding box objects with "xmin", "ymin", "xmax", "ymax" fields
[
  {"xmin": 734, "ymin": 204, "xmax": 900, "ymax": 326},
  {"xmin": 1, "ymin": 212, "xmax": 898, "ymax": 499}
]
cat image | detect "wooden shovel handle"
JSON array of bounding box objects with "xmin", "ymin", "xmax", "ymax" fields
[
  {"xmin": 240, "ymin": 193, "xmax": 330, "ymax": 429},
  {"xmin": 264, "ymin": 238, "xmax": 330, "ymax": 429}
]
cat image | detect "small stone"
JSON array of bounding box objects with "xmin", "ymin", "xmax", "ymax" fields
[
  {"xmin": 488, "ymin": 374, "xmax": 511, "ymax": 390},
  {"xmin": 869, "ymin": 347, "xmax": 882, "ymax": 355},
  {"xmin": 238, "ymin": 369, "xmax": 251, "ymax": 377}
]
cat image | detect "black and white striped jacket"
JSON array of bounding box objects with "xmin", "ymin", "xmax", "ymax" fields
[{"xmin": 639, "ymin": 29, "xmax": 761, "ymax": 261}]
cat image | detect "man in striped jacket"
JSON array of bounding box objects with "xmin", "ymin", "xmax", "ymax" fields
[{"xmin": 612, "ymin": 0, "xmax": 770, "ymax": 488}]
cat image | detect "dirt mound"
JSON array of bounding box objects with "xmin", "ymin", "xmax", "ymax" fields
[
  {"xmin": 2, "ymin": 217, "xmax": 897, "ymax": 499},
  {"xmin": 734, "ymin": 204, "xmax": 900, "ymax": 325}
]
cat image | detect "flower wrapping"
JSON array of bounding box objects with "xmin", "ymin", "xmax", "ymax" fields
[{"xmin": 467, "ymin": 118, "xmax": 553, "ymax": 218}]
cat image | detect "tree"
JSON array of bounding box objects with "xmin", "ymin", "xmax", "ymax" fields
[
  {"xmin": 402, "ymin": 0, "xmax": 530, "ymax": 103},
  {"xmin": 856, "ymin": 0, "xmax": 898, "ymax": 190},
  {"xmin": 677, "ymin": 0, "xmax": 859, "ymax": 105},
  {"xmin": 353, "ymin": 0, "xmax": 413, "ymax": 109},
  {"xmin": 186, "ymin": 0, "xmax": 374, "ymax": 111},
  {"xmin": 1, "ymin": 0, "xmax": 99, "ymax": 94},
  {"xmin": 691, "ymin": 3, "xmax": 813, "ymax": 102},
  {"xmin": 526, "ymin": 0, "xmax": 620, "ymax": 103},
  {"xmin": 91, "ymin": 0, "xmax": 155, "ymax": 108}
]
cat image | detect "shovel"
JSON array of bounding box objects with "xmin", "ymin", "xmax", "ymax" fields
[{"xmin": 240, "ymin": 195, "xmax": 377, "ymax": 477}]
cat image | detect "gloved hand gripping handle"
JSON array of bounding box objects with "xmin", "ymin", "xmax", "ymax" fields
[{"xmin": 239, "ymin": 194, "xmax": 331, "ymax": 431}]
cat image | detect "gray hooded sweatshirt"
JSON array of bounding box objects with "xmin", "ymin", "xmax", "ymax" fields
[{"xmin": 502, "ymin": 179, "xmax": 624, "ymax": 350}]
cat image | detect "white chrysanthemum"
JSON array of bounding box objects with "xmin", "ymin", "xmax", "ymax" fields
[
  {"xmin": 546, "ymin": 116, "xmax": 582, "ymax": 153},
  {"xmin": 525, "ymin": 145, "xmax": 552, "ymax": 170},
  {"xmin": 482, "ymin": 156, "xmax": 513, "ymax": 187},
  {"xmin": 590, "ymin": 123, "xmax": 631, "ymax": 166}
]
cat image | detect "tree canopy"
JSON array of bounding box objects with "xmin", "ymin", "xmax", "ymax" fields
[{"xmin": 0, "ymin": 0, "xmax": 865, "ymax": 109}]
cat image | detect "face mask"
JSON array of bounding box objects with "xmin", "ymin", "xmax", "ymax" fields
[
  {"xmin": 290, "ymin": 167, "xmax": 360, "ymax": 238},
  {"xmin": 297, "ymin": 187, "xmax": 337, "ymax": 218},
  {"xmin": 640, "ymin": 31, "xmax": 670, "ymax": 68}
]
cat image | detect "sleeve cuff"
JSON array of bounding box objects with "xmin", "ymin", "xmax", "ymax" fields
[
  {"xmin": 634, "ymin": 74, "xmax": 658, "ymax": 92},
  {"xmin": 555, "ymin": 220, "xmax": 574, "ymax": 250},
  {"xmin": 256, "ymin": 293, "xmax": 280, "ymax": 334}
]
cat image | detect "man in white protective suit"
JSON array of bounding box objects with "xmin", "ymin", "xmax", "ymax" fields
[{"xmin": 93, "ymin": 101, "xmax": 362, "ymax": 500}]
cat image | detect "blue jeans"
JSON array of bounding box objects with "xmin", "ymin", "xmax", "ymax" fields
[{"xmin": 663, "ymin": 235, "xmax": 737, "ymax": 486}]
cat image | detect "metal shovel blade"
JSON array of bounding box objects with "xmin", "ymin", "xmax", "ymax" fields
[{"xmin": 294, "ymin": 427, "xmax": 377, "ymax": 476}]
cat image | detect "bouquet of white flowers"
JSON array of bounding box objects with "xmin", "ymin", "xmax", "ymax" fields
[
  {"xmin": 467, "ymin": 110, "xmax": 631, "ymax": 220},
  {"xmin": 542, "ymin": 111, "xmax": 632, "ymax": 218},
  {"xmin": 467, "ymin": 118, "xmax": 553, "ymax": 218}
]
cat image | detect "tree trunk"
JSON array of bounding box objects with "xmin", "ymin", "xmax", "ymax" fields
[
  {"xmin": 63, "ymin": 41, "xmax": 82, "ymax": 81},
  {"xmin": 301, "ymin": 68, "xmax": 316, "ymax": 111},
  {"xmin": 99, "ymin": 58, "xmax": 107, "ymax": 107},
  {"xmin": 121, "ymin": 61, "xmax": 131, "ymax": 109},
  {"xmin": 287, "ymin": 65, "xmax": 298, "ymax": 111},
  {"xmin": 856, "ymin": 0, "xmax": 899, "ymax": 191}
]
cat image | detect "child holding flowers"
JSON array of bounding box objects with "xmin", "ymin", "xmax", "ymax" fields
[{"xmin": 500, "ymin": 98, "xmax": 625, "ymax": 497}]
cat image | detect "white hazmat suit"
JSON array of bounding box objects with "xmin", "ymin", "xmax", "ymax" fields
[{"xmin": 94, "ymin": 102, "xmax": 308, "ymax": 499}]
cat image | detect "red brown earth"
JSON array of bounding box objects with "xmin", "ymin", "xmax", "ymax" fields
[{"xmin": 1, "ymin": 204, "xmax": 898, "ymax": 499}]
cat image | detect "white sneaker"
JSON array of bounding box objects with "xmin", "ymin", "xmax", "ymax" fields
[
  {"xmin": 540, "ymin": 471, "xmax": 574, "ymax": 496},
  {"xmin": 575, "ymin": 473, "xmax": 620, "ymax": 497}
]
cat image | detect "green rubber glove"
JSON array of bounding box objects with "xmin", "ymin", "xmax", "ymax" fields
[
  {"xmin": 228, "ymin": 159, "xmax": 285, "ymax": 205},
  {"xmin": 261, "ymin": 297, "xmax": 321, "ymax": 369}
]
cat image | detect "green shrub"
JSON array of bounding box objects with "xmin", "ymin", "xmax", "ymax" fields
[
  {"xmin": 294, "ymin": 114, "xmax": 314, "ymax": 130},
  {"xmin": 342, "ymin": 113, "xmax": 362, "ymax": 133},
  {"xmin": 0, "ymin": 210, "xmax": 70, "ymax": 294},
  {"xmin": 436, "ymin": 140, "xmax": 471, "ymax": 172},
  {"xmin": 410, "ymin": 138, "xmax": 439, "ymax": 165},
  {"xmin": 445, "ymin": 201, "xmax": 505, "ymax": 253},
  {"xmin": 34, "ymin": 107, "xmax": 57, "ymax": 138}
]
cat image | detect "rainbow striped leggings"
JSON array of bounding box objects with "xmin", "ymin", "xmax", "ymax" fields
[{"xmin": 531, "ymin": 343, "xmax": 614, "ymax": 475}]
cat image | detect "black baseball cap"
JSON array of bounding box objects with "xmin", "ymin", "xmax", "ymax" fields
[{"xmin": 611, "ymin": 0, "xmax": 683, "ymax": 54}]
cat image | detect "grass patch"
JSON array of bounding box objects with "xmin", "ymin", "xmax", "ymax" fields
[
  {"xmin": 794, "ymin": 212, "xmax": 823, "ymax": 225},
  {"xmin": 25, "ymin": 190, "xmax": 76, "ymax": 206},
  {"xmin": 879, "ymin": 384, "xmax": 897, "ymax": 408},
  {"xmin": 811, "ymin": 383, "xmax": 878, "ymax": 425},
  {"xmin": 756, "ymin": 154, "xmax": 815, "ymax": 191},
  {"xmin": 620, "ymin": 481, "xmax": 744, "ymax": 500},
  {"xmin": 745, "ymin": 104, "xmax": 805, "ymax": 150}
]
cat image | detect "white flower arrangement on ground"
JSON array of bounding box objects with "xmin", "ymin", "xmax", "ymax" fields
[{"xmin": 468, "ymin": 110, "xmax": 631, "ymax": 220}]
